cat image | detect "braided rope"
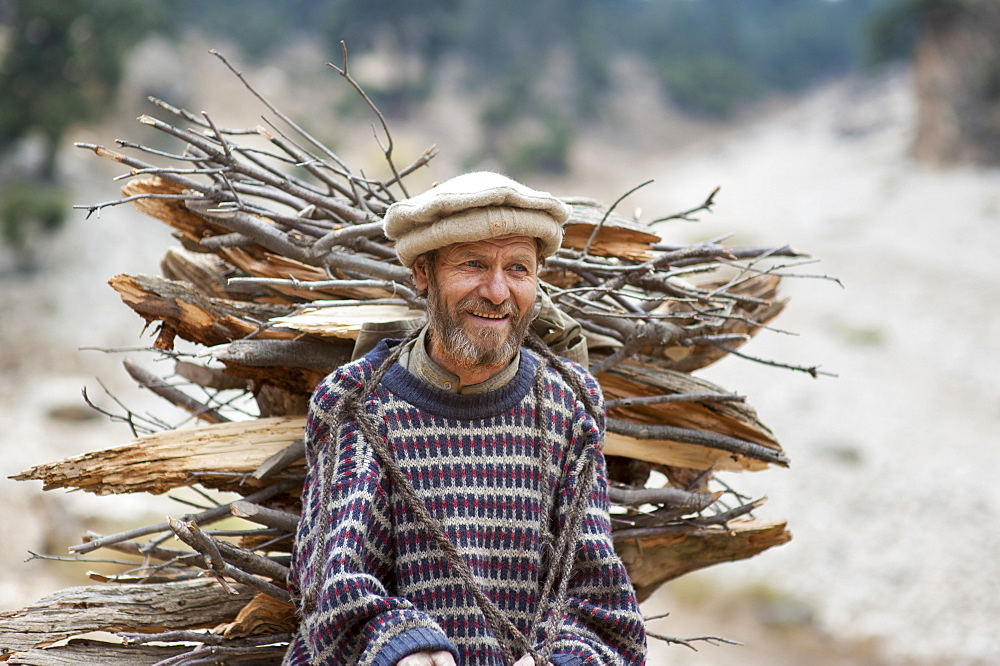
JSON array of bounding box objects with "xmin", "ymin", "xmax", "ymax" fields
[{"xmin": 523, "ymin": 332, "xmax": 602, "ymax": 664}]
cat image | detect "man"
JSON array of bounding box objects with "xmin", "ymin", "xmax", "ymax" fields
[{"xmin": 284, "ymin": 172, "xmax": 647, "ymax": 666}]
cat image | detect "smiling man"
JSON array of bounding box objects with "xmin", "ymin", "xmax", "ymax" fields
[{"xmin": 284, "ymin": 173, "xmax": 647, "ymax": 666}]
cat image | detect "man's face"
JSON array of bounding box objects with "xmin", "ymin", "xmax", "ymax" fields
[{"xmin": 413, "ymin": 234, "xmax": 539, "ymax": 371}]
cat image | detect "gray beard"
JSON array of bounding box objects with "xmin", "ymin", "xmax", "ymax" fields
[{"xmin": 426, "ymin": 290, "xmax": 531, "ymax": 370}]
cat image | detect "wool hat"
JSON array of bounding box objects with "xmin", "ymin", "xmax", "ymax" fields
[{"xmin": 383, "ymin": 171, "xmax": 570, "ymax": 267}]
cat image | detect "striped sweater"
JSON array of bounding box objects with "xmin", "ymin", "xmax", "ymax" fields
[{"xmin": 284, "ymin": 340, "xmax": 647, "ymax": 665}]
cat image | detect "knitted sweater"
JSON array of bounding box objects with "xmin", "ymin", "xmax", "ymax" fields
[{"xmin": 284, "ymin": 340, "xmax": 646, "ymax": 666}]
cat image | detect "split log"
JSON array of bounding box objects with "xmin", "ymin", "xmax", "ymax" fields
[
  {"xmin": 0, "ymin": 579, "xmax": 253, "ymax": 656},
  {"xmin": 271, "ymin": 302, "xmax": 426, "ymax": 339},
  {"xmin": 120, "ymin": 176, "xmax": 228, "ymax": 244},
  {"xmin": 13, "ymin": 417, "xmax": 305, "ymax": 495},
  {"xmin": 109, "ymin": 273, "xmax": 297, "ymax": 350},
  {"xmin": 14, "ymin": 412, "xmax": 781, "ymax": 496},
  {"xmin": 614, "ymin": 519, "xmax": 792, "ymax": 602},
  {"xmin": 6, "ymin": 638, "xmax": 188, "ymax": 666},
  {"xmin": 220, "ymin": 247, "xmax": 397, "ymax": 302},
  {"xmin": 221, "ymin": 593, "xmax": 298, "ymax": 638},
  {"xmin": 561, "ymin": 200, "xmax": 662, "ymax": 261},
  {"xmin": 160, "ymin": 246, "xmax": 233, "ymax": 300}
]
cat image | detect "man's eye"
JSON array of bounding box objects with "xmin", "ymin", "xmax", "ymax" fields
[
  {"xmin": 511, "ymin": 264, "xmax": 528, "ymax": 272},
  {"xmin": 463, "ymin": 260, "xmax": 482, "ymax": 268}
]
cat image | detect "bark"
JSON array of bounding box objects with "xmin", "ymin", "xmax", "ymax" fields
[{"xmin": 0, "ymin": 579, "xmax": 253, "ymax": 656}]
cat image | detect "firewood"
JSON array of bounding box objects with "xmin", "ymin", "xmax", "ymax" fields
[
  {"xmin": 13, "ymin": 417, "xmax": 305, "ymax": 495},
  {"xmin": 615, "ymin": 519, "xmax": 792, "ymax": 602},
  {"xmin": 1, "ymin": 47, "xmax": 831, "ymax": 659},
  {"xmin": 221, "ymin": 593, "xmax": 298, "ymax": 639},
  {"xmin": 109, "ymin": 273, "xmax": 297, "ymax": 350},
  {"xmin": 6, "ymin": 639, "xmax": 188, "ymax": 666},
  {"xmin": 0, "ymin": 579, "xmax": 254, "ymax": 656}
]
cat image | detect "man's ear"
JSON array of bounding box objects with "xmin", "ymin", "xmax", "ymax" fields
[{"xmin": 412, "ymin": 256, "xmax": 429, "ymax": 291}]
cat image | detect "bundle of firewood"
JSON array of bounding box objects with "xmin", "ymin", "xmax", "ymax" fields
[{"xmin": 2, "ymin": 50, "xmax": 815, "ymax": 663}]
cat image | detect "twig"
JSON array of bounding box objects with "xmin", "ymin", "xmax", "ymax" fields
[
  {"xmin": 328, "ymin": 41, "xmax": 408, "ymax": 198},
  {"xmin": 605, "ymin": 392, "xmax": 745, "ymax": 409},
  {"xmin": 648, "ymin": 186, "xmax": 720, "ymax": 224},
  {"xmin": 581, "ymin": 179, "xmax": 653, "ymax": 257},
  {"xmin": 70, "ymin": 478, "xmax": 300, "ymax": 555},
  {"xmin": 121, "ymin": 631, "xmax": 293, "ymax": 647},
  {"xmin": 710, "ymin": 341, "xmax": 836, "ymax": 378},
  {"xmin": 646, "ymin": 630, "xmax": 743, "ymax": 651},
  {"xmin": 208, "ymin": 49, "xmax": 367, "ymax": 200},
  {"xmin": 169, "ymin": 518, "xmax": 290, "ymax": 599},
  {"xmin": 608, "ymin": 486, "xmax": 719, "ymax": 510},
  {"xmin": 123, "ymin": 358, "xmax": 229, "ymax": 424},
  {"xmin": 73, "ymin": 193, "xmax": 203, "ymax": 219},
  {"xmin": 605, "ymin": 418, "xmax": 789, "ymax": 466},
  {"xmin": 150, "ymin": 642, "xmax": 291, "ymax": 666}
]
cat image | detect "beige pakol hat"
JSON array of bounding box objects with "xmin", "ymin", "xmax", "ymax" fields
[{"xmin": 383, "ymin": 171, "xmax": 570, "ymax": 267}]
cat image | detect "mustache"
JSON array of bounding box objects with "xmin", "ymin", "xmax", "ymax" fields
[{"xmin": 456, "ymin": 296, "xmax": 519, "ymax": 317}]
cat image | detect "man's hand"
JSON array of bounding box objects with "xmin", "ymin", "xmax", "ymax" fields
[
  {"xmin": 513, "ymin": 656, "xmax": 553, "ymax": 666},
  {"xmin": 396, "ymin": 650, "xmax": 457, "ymax": 666}
]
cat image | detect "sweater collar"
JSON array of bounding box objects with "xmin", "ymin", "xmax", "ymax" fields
[{"xmin": 369, "ymin": 338, "xmax": 539, "ymax": 420}]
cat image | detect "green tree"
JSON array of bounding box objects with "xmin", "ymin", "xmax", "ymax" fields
[{"xmin": 0, "ymin": 0, "xmax": 172, "ymax": 181}]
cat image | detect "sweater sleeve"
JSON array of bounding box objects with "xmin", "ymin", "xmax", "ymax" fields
[
  {"xmin": 287, "ymin": 371, "xmax": 460, "ymax": 666},
  {"xmin": 544, "ymin": 371, "xmax": 648, "ymax": 665}
]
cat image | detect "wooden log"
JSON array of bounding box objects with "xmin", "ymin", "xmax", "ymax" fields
[
  {"xmin": 0, "ymin": 579, "xmax": 253, "ymax": 656},
  {"xmin": 220, "ymin": 247, "xmax": 395, "ymax": 302},
  {"xmin": 600, "ymin": 361, "xmax": 778, "ymax": 443},
  {"xmin": 270, "ymin": 302, "xmax": 426, "ymax": 340},
  {"xmin": 213, "ymin": 339, "xmax": 353, "ymax": 374},
  {"xmin": 221, "ymin": 593, "xmax": 298, "ymax": 639},
  {"xmin": 12, "ymin": 417, "xmax": 306, "ymax": 495},
  {"xmin": 159, "ymin": 246, "xmax": 232, "ymax": 300},
  {"xmin": 6, "ymin": 638, "xmax": 188, "ymax": 666},
  {"xmin": 614, "ymin": 519, "xmax": 792, "ymax": 602},
  {"xmin": 561, "ymin": 200, "xmax": 661, "ymax": 261},
  {"xmin": 108, "ymin": 273, "xmax": 298, "ymax": 350},
  {"xmin": 121, "ymin": 176, "xmax": 229, "ymax": 244},
  {"xmin": 14, "ymin": 400, "xmax": 780, "ymax": 496},
  {"xmin": 599, "ymin": 359, "xmax": 784, "ymax": 471}
]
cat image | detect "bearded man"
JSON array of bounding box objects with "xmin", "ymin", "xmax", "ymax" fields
[{"xmin": 284, "ymin": 172, "xmax": 647, "ymax": 666}]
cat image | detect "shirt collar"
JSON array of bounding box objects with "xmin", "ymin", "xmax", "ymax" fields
[{"xmin": 401, "ymin": 326, "xmax": 521, "ymax": 395}]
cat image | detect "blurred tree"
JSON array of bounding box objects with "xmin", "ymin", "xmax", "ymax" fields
[
  {"xmin": 0, "ymin": 0, "xmax": 173, "ymax": 182},
  {"xmin": 869, "ymin": 0, "xmax": 1000, "ymax": 163}
]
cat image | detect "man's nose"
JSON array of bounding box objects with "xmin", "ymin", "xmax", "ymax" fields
[{"xmin": 478, "ymin": 268, "xmax": 511, "ymax": 304}]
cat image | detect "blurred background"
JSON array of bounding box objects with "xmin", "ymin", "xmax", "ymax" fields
[{"xmin": 1, "ymin": 0, "xmax": 998, "ymax": 663}]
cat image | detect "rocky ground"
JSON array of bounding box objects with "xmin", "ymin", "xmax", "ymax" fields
[{"xmin": 1, "ymin": 38, "xmax": 997, "ymax": 664}]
